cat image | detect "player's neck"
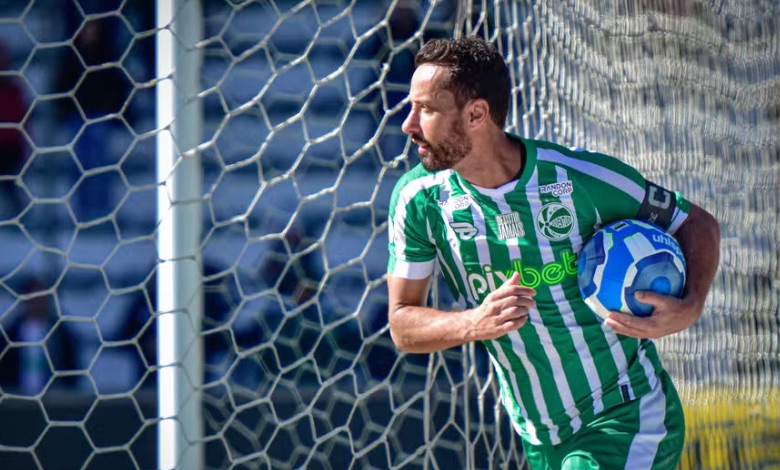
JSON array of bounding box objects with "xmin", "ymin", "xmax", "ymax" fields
[{"xmin": 454, "ymin": 133, "xmax": 525, "ymax": 189}]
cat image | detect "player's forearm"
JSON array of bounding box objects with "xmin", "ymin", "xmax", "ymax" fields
[
  {"xmin": 675, "ymin": 204, "xmax": 721, "ymax": 318},
  {"xmin": 389, "ymin": 305, "xmax": 474, "ymax": 353}
]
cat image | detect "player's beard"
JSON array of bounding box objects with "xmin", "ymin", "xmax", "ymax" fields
[{"xmin": 416, "ymin": 119, "xmax": 472, "ymax": 172}]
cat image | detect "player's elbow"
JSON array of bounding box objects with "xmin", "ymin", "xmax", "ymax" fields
[
  {"xmin": 677, "ymin": 204, "xmax": 721, "ymax": 260},
  {"xmin": 709, "ymin": 211, "xmax": 721, "ymax": 248},
  {"xmin": 698, "ymin": 204, "xmax": 720, "ymax": 240},
  {"xmin": 690, "ymin": 203, "xmax": 721, "ymax": 242},
  {"xmin": 388, "ymin": 311, "xmax": 408, "ymax": 351},
  {"xmin": 389, "ymin": 328, "xmax": 410, "ymax": 352},
  {"xmin": 387, "ymin": 306, "xmax": 416, "ymax": 353}
]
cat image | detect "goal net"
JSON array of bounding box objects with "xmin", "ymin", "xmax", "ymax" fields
[{"xmin": 0, "ymin": 0, "xmax": 778, "ymax": 468}]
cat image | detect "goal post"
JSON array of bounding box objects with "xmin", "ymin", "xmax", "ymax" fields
[
  {"xmin": 155, "ymin": 1, "xmax": 204, "ymax": 469},
  {"xmin": 0, "ymin": 0, "xmax": 777, "ymax": 469}
]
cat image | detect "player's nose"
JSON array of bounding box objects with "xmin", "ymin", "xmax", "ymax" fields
[{"xmin": 401, "ymin": 108, "xmax": 419, "ymax": 135}]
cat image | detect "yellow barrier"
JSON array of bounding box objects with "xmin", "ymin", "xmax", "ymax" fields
[{"xmin": 679, "ymin": 389, "xmax": 780, "ymax": 469}]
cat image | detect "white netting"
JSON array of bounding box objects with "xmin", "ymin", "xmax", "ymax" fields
[{"xmin": 0, "ymin": 0, "xmax": 778, "ymax": 468}]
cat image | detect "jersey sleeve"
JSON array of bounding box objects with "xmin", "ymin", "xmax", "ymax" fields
[
  {"xmin": 563, "ymin": 147, "xmax": 691, "ymax": 234},
  {"xmin": 387, "ymin": 167, "xmax": 436, "ymax": 280}
]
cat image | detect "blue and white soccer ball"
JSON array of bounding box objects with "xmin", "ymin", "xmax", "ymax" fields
[{"xmin": 577, "ymin": 219, "xmax": 687, "ymax": 319}]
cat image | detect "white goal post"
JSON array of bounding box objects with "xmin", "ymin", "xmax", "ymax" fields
[
  {"xmin": 156, "ymin": 1, "xmax": 204, "ymax": 469},
  {"xmin": 0, "ymin": 0, "xmax": 777, "ymax": 469}
]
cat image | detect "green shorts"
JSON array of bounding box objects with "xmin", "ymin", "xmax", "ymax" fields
[{"xmin": 523, "ymin": 371, "xmax": 685, "ymax": 470}]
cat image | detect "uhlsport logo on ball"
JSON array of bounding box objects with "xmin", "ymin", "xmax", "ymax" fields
[{"xmin": 577, "ymin": 219, "xmax": 687, "ymax": 319}]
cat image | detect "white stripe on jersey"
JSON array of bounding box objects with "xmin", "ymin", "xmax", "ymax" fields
[
  {"xmin": 524, "ymin": 168, "xmax": 581, "ymax": 438},
  {"xmin": 506, "ymin": 327, "xmax": 560, "ymax": 442},
  {"xmin": 487, "ymin": 345, "xmax": 537, "ymax": 444},
  {"xmin": 537, "ymin": 148, "xmax": 645, "ymax": 203},
  {"xmin": 667, "ymin": 206, "xmax": 687, "ymax": 235},
  {"xmin": 436, "ymin": 176, "xmax": 477, "ymax": 308},
  {"xmin": 636, "ymin": 343, "xmax": 660, "ymax": 411},
  {"xmin": 554, "ymin": 166, "xmax": 606, "ymax": 416},
  {"xmin": 391, "ymin": 259, "xmax": 434, "ymax": 279},
  {"xmin": 390, "ymin": 170, "xmax": 452, "ymax": 272},
  {"xmin": 469, "ymin": 171, "xmax": 562, "ymax": 442},
  {"xmin": 625, "ymin": 370, "xmax": 668, "ymax": 469}
]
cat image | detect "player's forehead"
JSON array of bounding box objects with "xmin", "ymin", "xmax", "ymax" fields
[{"xmin": 408, "ymin": 64, "xmax": 456, "ymax": 105}]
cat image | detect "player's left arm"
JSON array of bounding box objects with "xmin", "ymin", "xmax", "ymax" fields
[{"xmin": 605, "ymin": 202, "xmax": 721, "ymax": 338}]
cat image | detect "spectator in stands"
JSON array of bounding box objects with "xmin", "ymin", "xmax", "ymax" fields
[
  {"xmin": 53, "ymin": 16, "xmax": 131, "ymax": 221},
  {"xmin": 0, "ymin": 41, "xmax": 30, "ymax": 216},
  {"xmin": 0, "ymin": 278, "xmax": 80, "ymax": 395}
]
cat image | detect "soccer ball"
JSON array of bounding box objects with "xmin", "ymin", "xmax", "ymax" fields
[{"xmin": 577, "ymin": 219, "xmax": 687, "ymax": 319}]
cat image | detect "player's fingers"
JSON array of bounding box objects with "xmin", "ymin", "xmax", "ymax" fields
[
  {"xmin": 497, "ymin": 296, "xmax": 535, "ymax": 313},
  {"xmin": 503, "ymin": 271, "xmax": 522, "ymax": 286},
  {"xmin": 605, "ymin": 311, "xmax": 635, "ymax": 327},
  {"xmin": 605, "ymin": 312, "xmax": 663, "ymax": 339},
  {"xmin": 491, "ymin": 284, "xmax": 536, "ymax": 300},
  {"xmin": 490, "ymin": 272, "xmax": 532, "ymax": 295},
  {"xmin": 505, "ymin": 285, "xmax": 537, "ymax": 297},
  {"xmin": 501, "ymin": 315, "xmax": 528, "ymax": 331},
  {"xmin": 605, "ymin": 321, "xmax": 639, "ymax": 337},
  {"xmin": 499, "ymin": 305, "xmax": 529, "ymax": 319},
  {"xmin": 606, "ymin": 321, "xmax": 658, "ymax": 339},
  {"xmin": 635, "ymin": 291, "xmax": 662, "ymax": 305},
  {"xmin": 636, "ymin": 291, "xmax": 680, "ymax": 308}
]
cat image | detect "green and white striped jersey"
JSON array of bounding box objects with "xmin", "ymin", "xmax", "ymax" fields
[{"xmin": 387, "ymin": 135, "xmax": 691, "ymax": 446}]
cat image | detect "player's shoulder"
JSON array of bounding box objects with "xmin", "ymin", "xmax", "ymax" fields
[
  {"xmin": 530, "ymin": 138, "xmax": 639, "ymax": 175},
  {"xmin": 389, "ymin": 163, "xmax": 443, "ymax": 211},
  {"xmin": 532, "ymin": 138, "xmax": 607, "ymax": 162},
  {"xmin": 394, "ymin": 163, "xmax": 433, "ymax": 189},
  {"xmin": 392, "ymin": 163, "xmax": 451, "ymax": 195}
]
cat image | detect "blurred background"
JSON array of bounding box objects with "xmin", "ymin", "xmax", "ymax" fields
[
  {"xmin": 0, "ymin": 0, "xmax": 428, "ymax": 398},
  {"xmin": 0, "ymin": 0, "xmax": 778, "ymax": 469}
]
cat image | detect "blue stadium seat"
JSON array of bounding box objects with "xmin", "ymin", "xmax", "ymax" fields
[
  {"xmin": 65, "ymin": 230, "xmax": 156, "ymax": 289},
  {"xmin": 89, "ymin": 346, "xmax": 139, "ymax": 393},
  {"xmin": 204, "ymin": 52, "xmax": 273, "ymax": 110},
  {"xmin": 212, "ymin": 113, "xmax": 270, "ymax": 166},
  {"xmin": 0, "ymin": 228, "xmax": 51, "ymax": 278}
]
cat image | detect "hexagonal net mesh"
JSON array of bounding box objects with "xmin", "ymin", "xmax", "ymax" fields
[{"xmin": 0, "ymin": 0, "xmax": 778, "ymax": 469}]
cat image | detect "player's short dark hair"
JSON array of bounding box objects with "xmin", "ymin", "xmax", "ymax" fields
[{"xmin": 415, "ymin": 36, "xmax": 511, "ymax": 128}]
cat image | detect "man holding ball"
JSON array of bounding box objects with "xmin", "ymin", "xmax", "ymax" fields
[{"xmin": 386, "ymin": 35, "xmax": 720, "ymax": 469}]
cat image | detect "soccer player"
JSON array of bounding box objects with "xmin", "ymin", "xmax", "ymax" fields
[{"xmin": 386, "ymin": 36, "xmax": 720, "ymax": 469}]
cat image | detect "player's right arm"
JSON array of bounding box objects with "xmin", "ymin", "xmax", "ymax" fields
[
  {"xmin": 387, "ymin": 166, "xmax": 534, "ymax": 353},
  {"xmin": 387, "ymin": 272, "xmax": 536, "ymax": 353}
]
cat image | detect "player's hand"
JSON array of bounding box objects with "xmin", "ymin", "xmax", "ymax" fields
[
  {"xmin": 604, "ymin": 291, "xmax": 703, "ymax": 339},
  {"xmin": 468, "ymin": 272, "xmax": 536, "ymax": 341}
]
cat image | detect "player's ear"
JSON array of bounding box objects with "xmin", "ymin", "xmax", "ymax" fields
[{"xmin": 466, "ymin": 99, "xmax": 489, "ymax": 129}]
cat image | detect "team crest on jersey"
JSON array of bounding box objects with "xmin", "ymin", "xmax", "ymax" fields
[
  {"xmin": 450, "ymin": 222, "xmax": 478, "ymax": 240},
  {"xmin": 496, "ymin": 211, "xmax": 525, "ymax": 240},
  {"xmin": 536, "ymin": 203, "xmax": 575, "ymax": 241}
]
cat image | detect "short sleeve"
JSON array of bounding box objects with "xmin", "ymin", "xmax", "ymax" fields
[{"xmin": 387, "ymin": 168, "xmax": 436, "ymax": 279}]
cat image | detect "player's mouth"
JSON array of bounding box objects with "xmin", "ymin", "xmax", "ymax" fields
[{"xmin": 411, "ymin": 136, "xmax": 429, "ymax": 154}]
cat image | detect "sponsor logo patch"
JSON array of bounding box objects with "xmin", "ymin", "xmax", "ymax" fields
[
  {"xmin": 438, "ymin": 194, "xmax": 473, "ymax": 210},
  {"xmin": 450, "ymin": 222, "xmax": 478, "ymax": 240},
  {"xmin": 495, "ymin": 211, "xmax": 525, "ymax": 240},
  {"xmin": 466, "ymin": 250, "xmax": 578, "ymax": 300},
  {"xmin": 539, "ymin": 180, "xmax": 573, "ymax": 197}
]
